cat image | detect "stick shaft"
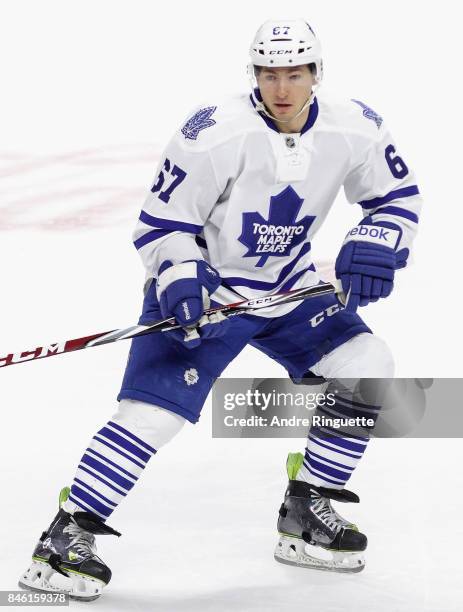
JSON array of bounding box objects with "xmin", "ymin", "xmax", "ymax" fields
[{"xmin": 0, "ymin": 282, "xmax": 339, "ymax": 369}]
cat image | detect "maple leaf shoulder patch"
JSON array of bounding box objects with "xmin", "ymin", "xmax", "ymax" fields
[
  {"xmin": 351, "ymin": 99, "xmax": 383, "ymax": 129},
  {"xmin": 181, "ymin": 106, "xmax": 217, "ymax": 140}
]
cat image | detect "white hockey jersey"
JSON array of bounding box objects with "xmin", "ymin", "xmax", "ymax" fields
[{"xmin": 133, "ymin": 91, "xmax": 422, "ymax": 317}]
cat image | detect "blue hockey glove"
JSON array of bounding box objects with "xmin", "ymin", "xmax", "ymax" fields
[
  {"xmin": 335, "ymin": 219, "xmax": 408, "ymax": 313},
  {"xmin": 156, "ymin": 260, "xmax": 230, "ymax": 348}
]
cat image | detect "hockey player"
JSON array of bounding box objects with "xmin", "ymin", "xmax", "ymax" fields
[{"xmin": 19, "ymin": 19, "xmax": 421, "ymax": 598}]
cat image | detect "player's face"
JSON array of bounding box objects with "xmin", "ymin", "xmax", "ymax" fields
[{"xmin": 257, "ymin": 66, "xmax": 314, "ymax": 121}]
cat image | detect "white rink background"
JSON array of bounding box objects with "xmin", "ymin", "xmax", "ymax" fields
[{"xmin": 0, "ymin": 1, "xmax": 462, "ymax": 611}]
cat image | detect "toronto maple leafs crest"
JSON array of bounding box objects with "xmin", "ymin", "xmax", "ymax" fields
[
  {"xmin": 352, "ymin": 99, "xmax": 383, "ymax": 129},
  {"xmin": 181, "ymin": 106, "xmax": 217, "ymax": 140},
  {"xmin": 238, "ymin": 186, "xmax": 316, "ymax": 268}
]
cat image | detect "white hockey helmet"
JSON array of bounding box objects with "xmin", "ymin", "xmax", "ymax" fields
[{"xmin": 249, "ymin": 19, "xmax": 323, "ymax": 83}]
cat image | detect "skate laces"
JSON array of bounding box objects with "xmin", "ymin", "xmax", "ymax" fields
[
  {"xmin": 63, "ymin": 518, "xmax": 97, "ymax": 558},
  {"xmin": 330, "ymin": 504, "xmax": 355, "ymax": 528},
  {"xmin": 311, "ymin": 493, "xmax": 346, "ymax": 533}
]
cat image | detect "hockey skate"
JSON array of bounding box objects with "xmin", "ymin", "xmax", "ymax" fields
[
  {"xmin": 19, "ymin": 487, "xmax": 121, "ymax": 601},
  {"xmin": 274, "ymin": 453, "xmax": 367, "ymax": 573}
]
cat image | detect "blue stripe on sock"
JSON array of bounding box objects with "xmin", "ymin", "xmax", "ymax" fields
[
  {"xmin": 68, "ymin": 494, "xmax": 107, "ymax": 520},
  {"xmin": 313, "ymin": 427, "xmax": 369, "ymax": 450},
  {"xmin": 81, "ymin": 454, "xmax": 136, "ymax": 491},
  {"xmin": 86, "ymin": 447, "xmax": 139, "ymax": 480},
  {"xmin": 107, "ymin": 421, "xmax": 156, "ymax": 454},
  {"xmin": 77, "ymin": 465, "xmax": 127, "ymax": 497},
  {"xmin": 305, "ymin": 449, "xmax": 354, "ymax": 471},
  {"xmin": 304, "ymin": 463, "xmax": 347, "ymax": 486},
  {"xmin": 70, "ymin": 485, "xmax": 113, "ymax": 518},
  {"xmin": 305, "ymin": 456, "xmax": 352, "ymax": 481},
  {"xmin": 308, "ymin": 434, "xmax": 362, "ymax": 459},
  {"xmin": 93, "ymin": 435, "xmax": 145, "ymax": 469},
  {"xmin": 74, "ymin": 478, "xmax": 117, "ymax": 507},
  {"xmin": 97, "ymin": 427, "xmax": 151, "ymax": 462}
]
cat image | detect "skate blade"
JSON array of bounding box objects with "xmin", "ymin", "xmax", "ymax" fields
[
  {"xmin": 19, "ymin": 559, "xmax": 104, "ymax": 601},
  {"xmin": 274, "ymin": 534, "xmax": 365, "ymax": 573}
]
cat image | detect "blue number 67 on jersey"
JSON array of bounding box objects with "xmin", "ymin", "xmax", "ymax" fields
[{"xmin": 151, "ymin": 158, "xmax": 187, "ymax": 204}]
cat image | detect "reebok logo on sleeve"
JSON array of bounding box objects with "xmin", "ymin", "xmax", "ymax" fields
[{"xmin": 344, "ymin": 225, "xmax": 400, "ymax": 248}]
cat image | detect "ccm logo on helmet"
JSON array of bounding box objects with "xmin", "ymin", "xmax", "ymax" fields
[{"xmin": 270, "ymin": 50, "xmax": 293, "ymax": 55}]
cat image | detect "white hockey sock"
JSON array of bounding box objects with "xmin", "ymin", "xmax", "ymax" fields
[
  {"xmin": 296, "ymin": 388, "xmax": 380, "ymax": 489},
  {"xmin": 62, "ymin": 400, "xmax": 185, "ymax": 519},
  {"xmin": 299, "ymin": 333, "xmax": 393, "ymax": 489}
]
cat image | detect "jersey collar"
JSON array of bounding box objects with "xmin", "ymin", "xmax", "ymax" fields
[{"xmin": 249, "ymin": 88, "xmax": 319, "ymax": 135}]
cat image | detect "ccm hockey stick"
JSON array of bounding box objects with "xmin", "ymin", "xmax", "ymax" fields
[{"xmin": 0, "ymin": 281, "xmax": 344, "ymax": 369}]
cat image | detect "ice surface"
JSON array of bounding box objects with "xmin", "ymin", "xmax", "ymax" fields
[{"xmin": 1, "ymin": 1, "xmax": 462, "ymax": 610}]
